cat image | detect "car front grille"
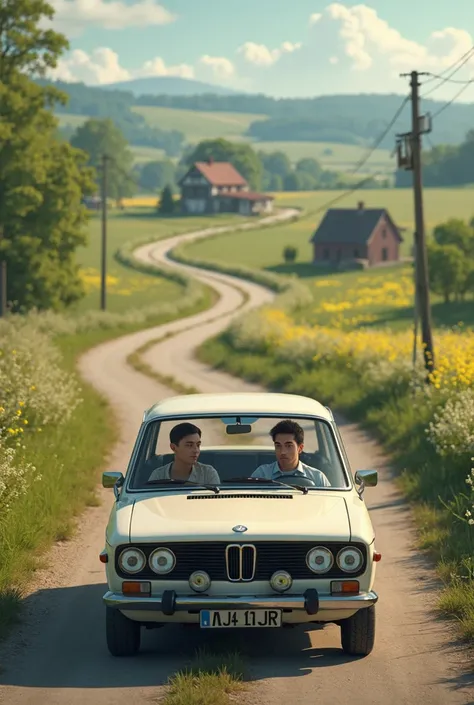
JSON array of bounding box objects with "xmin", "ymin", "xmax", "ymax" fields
[{"xmin": 115, "ymin": 541, "xmax": 368, "ymax": 581}]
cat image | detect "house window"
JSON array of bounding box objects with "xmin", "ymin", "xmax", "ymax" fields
[
  {"xmin": 382, "ymin": 248, "xmax": 388, "ymax": 261},
  {"xmin": 382, "ymin": 227, "xmax": 387, "ymax": 239},
  {"xmin": 323, "ymin": 248, "xmax": 329, "ymax": 259}
]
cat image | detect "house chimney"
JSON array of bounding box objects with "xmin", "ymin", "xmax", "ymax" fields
[{"xmin": 357, "ymin": 200, "xmax": 365, "ymax": 211}]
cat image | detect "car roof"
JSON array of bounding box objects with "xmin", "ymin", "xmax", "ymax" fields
[{"xmin": 143, "ymin": 392, "xmax": 332, "ymax": 423}]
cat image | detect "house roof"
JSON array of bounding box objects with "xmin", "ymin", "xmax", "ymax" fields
[
  {"xmin": 310, "ymin": 207, "xmax": 402, "ymax": 245},
  {"xmin": 192, "ymin": 160, "xmax": 248, "ymax": 187}
]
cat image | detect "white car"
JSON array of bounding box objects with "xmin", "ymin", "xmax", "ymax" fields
[{"xmin": 101, "ymin": 392, "xmax": 379, "ymax": 657}]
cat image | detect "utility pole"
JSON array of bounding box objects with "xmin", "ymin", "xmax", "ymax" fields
[
  {"xmin": 0, "ymin": 227, "xmax": 7, "ymax": 318},
  {"xmin": 397, "ymin": 70, "xmax": 435, "ymax": 380},
  {"xmin": 100, "ymin": 153, "xmax": 109, "ymax": 311}
]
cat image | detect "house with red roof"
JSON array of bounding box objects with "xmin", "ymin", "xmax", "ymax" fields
[{"xmin": 179, "ymin": 158, "xmax": 274, "ymax": 216}]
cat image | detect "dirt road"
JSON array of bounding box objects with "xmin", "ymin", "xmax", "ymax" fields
[{"xmin": 0, "ymin": 210, "xmax": 473, "ymax": 704}]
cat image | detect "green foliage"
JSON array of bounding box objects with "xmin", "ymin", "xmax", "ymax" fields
[
  {"xmin": 296, "ymin": 157, "xmax": 322, "ymax": 180},
  {"xmin": 0, "ymin": 4, "xmax": 96, "ymax": 312},
  {"xmin": 184, "ymin": 138, "xmax": 263, "ymax": 190},
  {"xmin": 138, "ymin": 159, "xmax": 176, "ymax": 192},
  {"xmin": 158, "ymin": 185, "xmax": 175, "ymax": 215},
  {"xmin": 396, "ymin": 131, "xmax": 474, "ymax": 187},
  {"xmin": 427, "ymin": 219, "xmax": 474, "ymax": 302},
  {"xmin": 0, "ymin": 0, "xmax": 68, "ymax": 81},
  {"xmin": 283, "ymin": 245, "xmax": 297, "ymax": 263},
  {"xmin": 70, "ymin": 118, "xmax": 135, "ymax": 202},
  {"xmin": 39, "ymin": 79, "xmax": 185, "ymax": 156}
]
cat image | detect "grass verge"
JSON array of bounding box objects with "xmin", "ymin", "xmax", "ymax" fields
[
  {"xmin": 161, "ymin": 648, "xmax": 245, "ymax": 705},
  {"xmin": 0, "ymin": 288, "xmax": 216, "ymax": 641},
  {"xmin": 197, "ymin": 333, "xmax": 474, "ymax": 645}
]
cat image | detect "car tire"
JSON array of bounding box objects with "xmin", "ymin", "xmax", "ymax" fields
[
  {"xmin": 340, "ymin": 605, "xmax": 375, "ymax": 656},
  {"xmin": 106, "ymin": 607, "xmax": 141, "ymax": 657}
]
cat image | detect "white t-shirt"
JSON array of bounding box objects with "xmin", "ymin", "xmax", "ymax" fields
[{"xmin": 148, "ymin": 461, "xmax": 220, "ymax": 484}]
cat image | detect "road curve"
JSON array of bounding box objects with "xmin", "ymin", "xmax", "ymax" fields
[{"xmin": 0, "ymin": 209, "xmax": 472, "ymax": 705}]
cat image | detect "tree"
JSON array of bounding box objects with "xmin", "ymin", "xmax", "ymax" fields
[
  {"xmin": 158, "ymin": 185, "xmax": 175, "ymax": 215},
  {"xmin": 185, "ymin": 138, "xmax": 263, "ymax": 190},
  {"xmin": 433, "ymin": 218, "xmax": 474, "ymax": 258},
  {"xmin": 259, "ymin": 151, "xmax": 292, "ymax": 179},
  {"xmin": 0, "ymin": 1, "xmax": 96, "ymax": 311},
  {"xmin": 139, "ymin": 160, "xmax": 176, "ymax": 192},
  {"xmin": 427, "ymin": 242, "xmax": 470, "ymax": 303},
  {"xmin": 70, "ymin": 118, "xmax": 135, "ymax": 203},
  {"xmin": 296, "ymin": 157, "xmax": 322, "ymax": 181},
  {"xmin": 0, "ymin": 0, "xmax": 68, "ymax": 84},
  {"xmin": 283, "ymin": 245, "xmax": 297, "ymax": 263}
]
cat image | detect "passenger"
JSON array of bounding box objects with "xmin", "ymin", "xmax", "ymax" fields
[
  {"xmin": 252, "ymin": 419, "xmax": 331, "ymax": 487},
  {"xmin": 148, "ymin": 422, "xmax": 220, "ymax": 484}
]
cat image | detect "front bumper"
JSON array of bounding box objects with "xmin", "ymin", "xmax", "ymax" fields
[{"xmin": 103, "ymin": 589, "xmax": 378, "ymax": 616}]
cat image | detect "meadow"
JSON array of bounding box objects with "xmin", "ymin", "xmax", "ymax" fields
[
  {"xmin": 74, "ymin": 206, "xmax": 240, "ymax": 314},
  {"xmin": 56, "ymin": 108, "xmax": 394, "ymax": 171},
  {"xmin": 182, "ymin": 187, "xmax": 474, "ymax": 265}
]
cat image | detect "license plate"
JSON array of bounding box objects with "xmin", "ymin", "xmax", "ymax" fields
[{"xmin": 200, "ymin": 609, "xmax": 282, "ymax": 628}]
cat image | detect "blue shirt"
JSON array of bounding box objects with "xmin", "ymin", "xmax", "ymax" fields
[{"xmin": 251, "ymin": 460, "xmax": 331, "ymax": 487}]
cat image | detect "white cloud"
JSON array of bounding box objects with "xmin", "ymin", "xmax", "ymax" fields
[
  {"xmin": 238, "ymin": 40, "xmax": 302, "ymax": 67},
  {"xmin": 49, "ymin": 0, "xmax": 176, "ymax": 36},
  {"xmin": 309, "ymin": 13, "xmax": 322, "ymax": 26},
  {"xmin": 199, "ymin": 55, "xmax": 235, "ymax": 79},
  {"xmin": 50, "ymin": 47, "xmax": 193, "ymax": 85},
  {"xmin": 314, "ymin": 4, "xmax": 474, "ymax": 75}
]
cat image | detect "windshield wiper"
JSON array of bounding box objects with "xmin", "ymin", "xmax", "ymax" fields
[
  {"xmin": 146, "ymin": 478, "xmax": 220, "ymax": 494},
  {"xmin": 223, "ymin": 476, "xmax": 308, "ymax": 494}
]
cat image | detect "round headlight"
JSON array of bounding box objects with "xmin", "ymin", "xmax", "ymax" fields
[
  {"xmin": 118, "ymin": 547, "xmax": 146, "ymax": 574},
  {"xmin": 337, "ymin": 547, "xmax": 363, "ymax": 573},
  {"xmin": 149, "ymin": 548, "xmax": 176, "ymax": 575},
  {"xmin": 189, "ymin": 570, "xmax": 211, "ymax": 593},
  {"xmin": 306, "ymin": 547, "xmax": 334, "ymax": 574},
  {"xmin": 270, "ymin": 570, "xmax": 292, "ymax": 593}
]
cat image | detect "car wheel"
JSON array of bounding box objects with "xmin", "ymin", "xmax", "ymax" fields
[
  {"xmin": 340, "ymin": 605, "xmax": 375, "ymax": 656},
  {"xmin": 106, "ymin": 607, "xmax": 141, "ymax": 657}
]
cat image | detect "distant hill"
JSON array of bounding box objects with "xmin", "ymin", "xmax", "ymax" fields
[{"xmin": 101, "ymin": 76, "xmax": 239, "ymax": 97}]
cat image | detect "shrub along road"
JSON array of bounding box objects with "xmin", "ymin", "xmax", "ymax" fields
[{"xmin": 0, "ymin": 209, "xmax": 472, "ymax": 704}]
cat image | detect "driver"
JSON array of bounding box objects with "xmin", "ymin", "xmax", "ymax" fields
[
  {"xmin": 148, "ymin": 422, "xmax": 220, "ymax": 484},
  {"xmin": 251, "ymin": 419, "xmax": 331, "ymax": 486}
]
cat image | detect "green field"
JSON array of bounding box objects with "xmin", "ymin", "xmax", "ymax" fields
[
  {"xmin": 184, "ymin": 188, "xmax": 474, "ymax": 267},
  {"xmin": 132, "ymin": 105, "xmax": 267, "ymax": 143},
  {"xmin": 180, "ymin": 188, "xmax": 474, "ymax": 329},
  {"xmin": 255, "ymin": 141, "xmax": 394, "ymax": 172},
  {"xmin": 75, "ymin": 209, "xmax": 240, "ymax": 313},
  {"xmin": 55, "ymin": 107, "xmax": 394, "ymax": 172}
]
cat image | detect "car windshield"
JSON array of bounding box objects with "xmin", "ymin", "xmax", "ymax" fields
[{"xmin": 127, "ymin": 414, "xmax": 350, "ymax": 491}]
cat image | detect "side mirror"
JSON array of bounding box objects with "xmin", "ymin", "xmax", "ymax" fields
[
  {"xmin": 102, "ymin": 471, "xmax": 124, "ymax": 489},
  {"xmin": 354, "ymin": 470, "xmax": 378, "ymax": 498}
]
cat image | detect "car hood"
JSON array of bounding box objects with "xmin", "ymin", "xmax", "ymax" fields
[{"xmin": 128, "ymin": 491, "xmax": 352, "ymax": 542}]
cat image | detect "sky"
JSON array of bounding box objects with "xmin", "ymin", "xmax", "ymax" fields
[{"xmin": 45, "ymin": 0, "xmax": 474, "ymax": 101}]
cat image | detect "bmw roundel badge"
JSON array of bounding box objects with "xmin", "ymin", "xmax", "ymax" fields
[{"xmin": 232, "ymin": 525, "xmax": 248, "ymax": 533}]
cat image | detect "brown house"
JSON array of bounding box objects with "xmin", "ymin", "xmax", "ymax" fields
[
  {"xmin": 310, "ymin": 201, "xmax": 403, "ymax": 268},
  {"xmin": 179, "ymin": 158, "xmax": 274, "ymax": 216}
]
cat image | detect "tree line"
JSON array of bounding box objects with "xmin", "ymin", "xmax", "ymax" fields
[
  {"xmin": 39, "ymin": 79, "xmax": 185, "ymax": 157},
  {"xmin": 396, "ymin": 130, "xmax": 474, "ymax": 188},
  {"xmin": 41, "ymin": 79, "xmax": 474, "ymax": 151}
]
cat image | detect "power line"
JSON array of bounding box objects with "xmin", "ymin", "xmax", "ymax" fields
[
  {"xmin": 431, "ymin": 80, "xmax": 474, "ymax": 118},
  {"xmin": 351, "ymin": 96, "xmax": 410, "ymax": 174},
  {"xmin": 421, "ymin": 46, "xmax": 474, "ymax": 98},
  {"xmin": 424, "ymin": 73, "xmax": 474, "ymax": 86},
  {"xmin": 307, "ymin": 172, "xmax": 383, "ymax": 217}
]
